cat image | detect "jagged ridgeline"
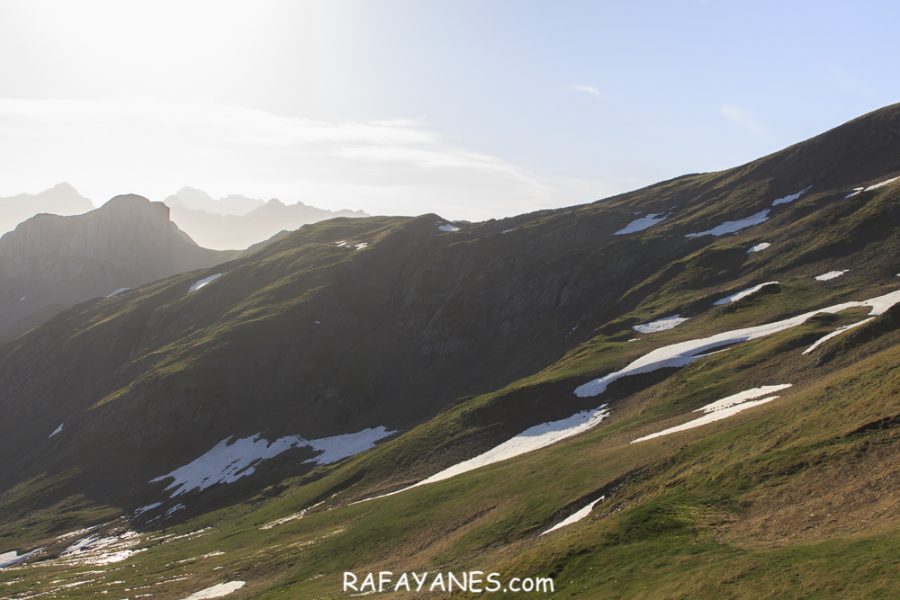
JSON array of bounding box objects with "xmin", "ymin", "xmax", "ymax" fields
[{"xmin": 1, "ymin": 104, "xmax": 899, "ymax": 598}]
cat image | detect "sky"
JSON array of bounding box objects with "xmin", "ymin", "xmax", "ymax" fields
[{"xmin": 0, "ymin": 0, "xmax": 898, "ymax": 220}]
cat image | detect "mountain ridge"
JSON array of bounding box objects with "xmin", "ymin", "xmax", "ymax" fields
[{"xmin": 0, "ymin": 103, "xmax": 898, "ymax": 599}]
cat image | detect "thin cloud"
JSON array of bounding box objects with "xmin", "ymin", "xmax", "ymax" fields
[
  {"xmin": 719, "ymin": 104, "xmax": 765, "ymax": 135},
  {"xmin": 570, "ymin": 84, "xmax": 602, "ymax": 98}
]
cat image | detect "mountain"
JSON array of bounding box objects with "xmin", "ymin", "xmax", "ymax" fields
[
  {"xmin": 0, "ymin": 183, "xmax": 94, "ymax": 234},
  {"xmin": 166, "ymin": 188, "xmax": 369, "ymax": 250},
  {"xmin": 1, "ymin": 105, "xmax": 899, "ymax": 598},
  {"xmin": 0, "ymin": 194, "xmax": 236, "ymax": 343},
  {"xmin": 165, "ymin": 186, "xmax": 265, "ymax": 216}
]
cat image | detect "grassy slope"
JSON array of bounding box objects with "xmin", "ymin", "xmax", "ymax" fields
[
  {"xmin": 1, "ymin": 284, "xmax": 897, "ymax": 598},
  {"xmin": 1, "ymin": 107, "xmax": 899, "ymax": 598}
]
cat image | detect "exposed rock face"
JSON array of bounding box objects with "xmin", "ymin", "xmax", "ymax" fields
[{"xmin": 0, "ymin": 194, "xmax": 234, "ymax": 342}]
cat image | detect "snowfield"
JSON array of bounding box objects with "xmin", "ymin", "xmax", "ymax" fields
[
  {"xmin": 1, "ymin": 549, "xmax": 42, "ymax": 569},
  {"xmin": 633, "ymin": 315, "xmax": 688, "ymax": 333},
  {"xmin": 631, "ymin": 385, "xmax": 792, "ymax": 443},
  {"xmin": 541, "ymin": 496, "xmax": 605, "ymax": 535},
  {"xmin": 150, "ymin": 426, "xmax": 395, "ymax": 498},
  {"xmin": 845, "ymin": 176, "xmax": 899, "ymax": 198},
  {"xmin": 685, "ymin": 210, "xmax": 769, "ymax": 238},
  {"xmin": 49, "ymin": 422, "xmax": 64, "ymax": 438},
  {"xmin": 747, "ymin": 242, "xmax": 771, "ymax": 253},
  {"xmin": 713, "ymin": 281, "xmax": 779, "ymax": 305},
  {"xmin": 358, "ymin": 406, "xmax": 611, "ymax": 503},
  {"xmin": 438, "ymin": 223, "xmax": 461, "ymax": 232},
  {"xmin": 814, "ymin": 269, "xmax": 848, "ymax": 281},
  {"xmin": 614, "ymin": 213, "xmax": 667, "ymax": 235},
  {"xmin": 575, "ymin": 289, "xmax": 900, "ymax": 398},
  {"xmin": 188, "ymin": 273, "xmax": 223, "ymax": 293},
  {"xmin": 771, "ymin": 186, "xmax": 811, "ymax": 206}
]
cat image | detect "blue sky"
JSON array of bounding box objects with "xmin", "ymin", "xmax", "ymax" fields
[{"xmin": 0, "ymin": 0, "xmax": 897, "ymax": 219}]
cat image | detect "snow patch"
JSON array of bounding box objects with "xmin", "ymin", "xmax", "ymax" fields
[
  {"xmin": 438, "ymin": 223, "xmax": 460, "ymax": 232},
  {"xmin": 150, "ymin": 427, "xmax": 395, "ymax": 498},
  {"xmin": 614, "ymin": 213, "xmax": 667, "ymax": 235},
  {"xmin": 802, "ymin": 318, "xmax": 875, "ymax": 355},
  {"xmin": 814, "ymin": 269, "xmax": 848, "ymax": 281},
  {"xmin": 416, "ymin": 407, "xmax": 610, "ymax": 486},
  {"xmin": 1, "ymin": 549, "xmax": 42, "ymax": 569},
  {"xmin": 714, "ymin": 281, "xmax": 778, "ymax": 306},
  {"xmin": 695, "ymin": 384, "xmax": 793, "ymax": 413},
  {"xmin": 359, "ymin": 407, "xmax": 611, "ymax": 503},
  {"xmin": 134, "ymin": 502, "xmax": 162, "ymax": 516},
  {"xmin": 260, "ymin": 501, "xmax": 324, "ymax": 530},
  {"xmin": 685, "ymin": 210, "xmax": 770, "ymax": 238},
  {"xmin": 846, "ymin": 176, "xmax": 899, "ymax": 198},
  {"xmin": 105, "ymin": 287, "xmax": 130, "ymax": 298},
  {"xmin": 633, "ymin": 315, "xmax": 688, "ymax": 333},
  {"xmin": 771, "ymin": 186, "xmax": 811, "ymax": 206},
  {"xmin": 747, "ymin": 242, "xmax": 771, "ymax": 253},
  {"xmin": 541, "ymin": 496, "xmax": 605, "ymax": 535},
  {"xmin": 57, "ymin": 531, "xmax": 144, "ymax": 566},
  {"xmin": 49, "ymin": 423, "xmax": 64, "ymax": 438},
  {"xmin": 188, "ymin": 273, "xmax": 222, "ymax": 293},
  {"xmin": 354, "ymin": 242, "xmax": 368, "ymax": 250},
  {"xmin": 632, "ymin": 385, "xmax": 792, "ymax": 443},
  {"xmin": 182, "ymin": 581, "xmax": 246, "ymax": 599},
  {"xmin": 574, "ymin": 289, "xmax": 900, "ymax": 398}
]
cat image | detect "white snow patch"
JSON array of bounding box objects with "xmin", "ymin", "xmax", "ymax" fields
[
  {"xmin": 614, "ymin": 213, "xmax": 667, "ymax": 235},
  {"xmin": 105, "ymin": 287, "xmax": 130, "ymax": 298},
  {"xmin": 182, "ymin": 581, "xmax": 246, "ymax": 599},
  {"xmin": 438, "ymin": 223, "xmax": 460, "ymax": 232},
  {"xmin": 846, "ymin": 176, "xmax": 899, "ymax": 198},
  {"xmin": 188, "ymin": 273, "xmax": 222, "ymax": 293},
  {"xmin": 632, "ymin": 385, "xmax": 792, "ymax": 443},
  {"xmin": 150, "ymin": 427, "xmax": 395, "ymax": 498},
  {"xmin": 695, "ymin": 385, "xmax": 793, "ymax": 413},
  {"xmin": 541, "ymin": 496, "xmax": 605, "ymax": 535},
  {"xmin": 714, "ymin": 281, "xmax": 778, "ymax": 306},
  {"xmin": 354, "ymin": 242, "xmax": 368, "ymax": 250},
  {"xmin": 418, "ymin": 407, "xmax": 610, "ymax": 486},
  {"xmin": 802, "ymin": 318, "xmax": 875, "ymax": 355},
  {"xmin": 633, "ymin": 315, "xmax": 688, "ymax": 334},
  {"xmin": 334, "ymin": 240, "xmax": 348, "ymax": 247},
  {"xmin": 574, "ymin": 289, "xmax": 900, "ymax": 398},
  {"xmin": 747, "ymin": 242, "xmax": 771, "ymax": 253},
  {"xmin": 771, "ymin": 186, "xmax": 811, "ymax": 206},
  {"xmin": 49, "ymin": 423, "xmax": 64, "ymax": 438},
  {"xmin": 814, "ymin": 269, "xmax": 848, "ymax": 281},
  {"xmin": 134, "ymin": 502, "xmax": 162, "ymax": 516},
  {"xmin": 359, "ymin": 407, "xmax": 611, "ymax": 504},
  {"xmin": 1, "ymin": 549, "xmax": 42, "ymax": 569},
  {"xmin": 685, "ymin": 210, "xmax": 770, "ymax": 238}
]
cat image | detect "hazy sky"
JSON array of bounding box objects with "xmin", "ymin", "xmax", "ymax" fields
[{"xmin": 1, "ymin": 0, "xmax": 898, "ymax": 220}]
